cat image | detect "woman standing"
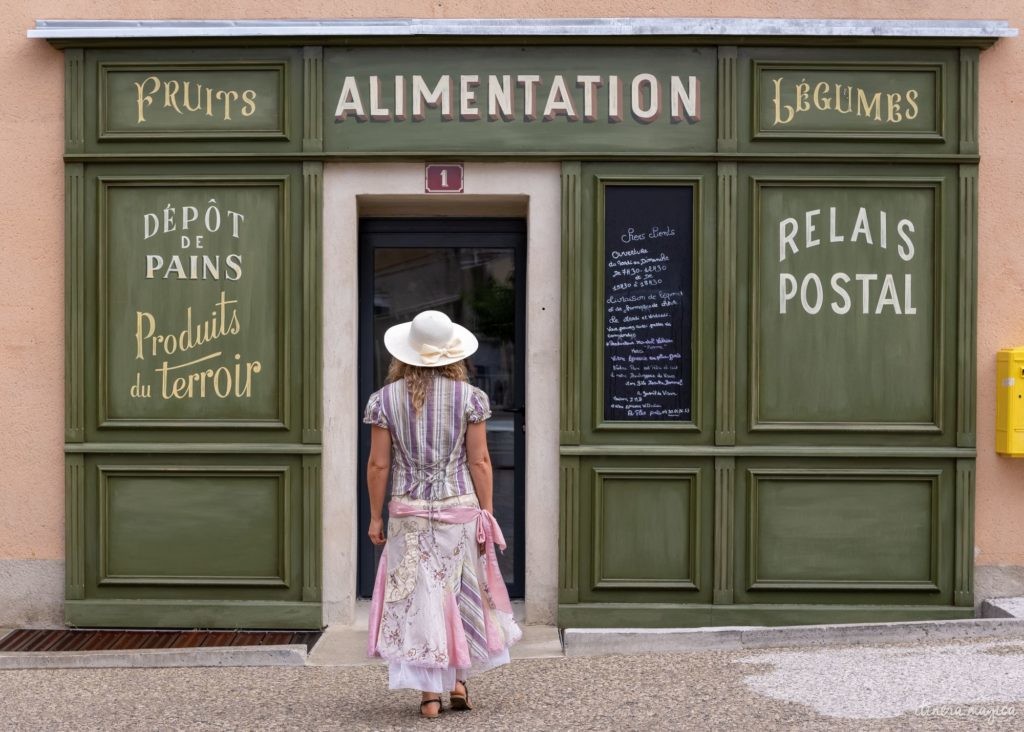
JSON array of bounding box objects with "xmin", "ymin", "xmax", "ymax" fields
[{"xmin": 364, "ymin": 310, "xmax": 522, "ymax": 719}]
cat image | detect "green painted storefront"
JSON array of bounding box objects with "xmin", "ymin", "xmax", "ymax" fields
[{"xmin": 48, "ymin": 23, "xmax": 999, "ymax": 629}]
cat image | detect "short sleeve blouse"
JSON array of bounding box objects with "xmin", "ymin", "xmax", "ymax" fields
[
  {"xmin": 362, "ymin": 377, "xmax": 491, "ymax": 499},
  {"xmin": 466, "ymin": 387, "xmax": 491, "ymax": 423},
  {"xmin": 363, "ymin": 390, "xmax": 388, "ymax": 428}
]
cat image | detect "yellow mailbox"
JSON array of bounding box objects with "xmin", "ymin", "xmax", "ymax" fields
[{"xmin": 997, "ymin": 348, "xmax": 1024, "ymax": 456}]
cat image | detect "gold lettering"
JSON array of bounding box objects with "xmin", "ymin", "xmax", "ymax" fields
[
  {"xmin": 886, "ymin": 92, "xmax": 903, "ymax": 123},
  {"xmin": 241, "ymin": 89, "xmax": 257, "ymax": 117},
  {"xmin": 906, "ymin": 89, "xmax": 920, "ymax": 120},
  {"xmin": 771, "ymin": 77, "xmax": 796, "ymax": 125},
  {"xmin": 163, "ymin": 79, "xmax": 182, "ymax": 114},
  {"xmin": 812, "ymin": 81, "xmax": 831, "ymax": 111},
  {"xmin": 156, "ymin": 351, "xmax": 222, "ymax": 399},
  {"xmin": 215, "ymin": 89, "xmax": 239, "ymax": 121},
  {"xmin": 795, "ymin": 79, "xmax": 811, "ymax": 113},
  {"xmin": 182, "ymin": 82, "xmax": 203, "ymax": 112},
  {"xmin": 134, "ymin": 76, "xmax": 160, "ymax": 123},
  {"xmin": 135, "ymin": 312, "xmax": 156, "ymax": 359},
  {"xmin": 856, "ymin": 88, "xmax": 882, "ymax": 122},
  {"xmin": 834, "ymin": 83, "xmax": 852, "ymax": 114},
  {"xmin": 769, "ymin": 77, "xmax": 921, "ymax": 126}
]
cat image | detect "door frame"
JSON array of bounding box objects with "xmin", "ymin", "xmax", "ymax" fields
[
  {"xmin": 356, "ymin": 217, "xmax": 528, "ymax": 598},
  {"xmin": 321, "ymin": 161, "xmax": 562, "ymax": 628}
]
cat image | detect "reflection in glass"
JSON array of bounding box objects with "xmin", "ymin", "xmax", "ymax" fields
[{"xmin": 373, "ymin": 248, "xmax": 518, "ymax": 584}]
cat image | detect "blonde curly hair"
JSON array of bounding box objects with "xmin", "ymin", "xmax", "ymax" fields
[{"xmin": 386, "ymin": 358, "xmax": 469, "ymax": 413}]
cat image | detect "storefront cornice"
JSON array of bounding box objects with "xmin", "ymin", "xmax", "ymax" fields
[{"xmin": 29, "ymin": 18, "xmax": 1017, "ymax": 48}]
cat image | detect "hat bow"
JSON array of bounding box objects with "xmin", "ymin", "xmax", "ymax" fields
[{"xmin": 418, "ymin": 338, "xmax": 465, "ymax": 365}]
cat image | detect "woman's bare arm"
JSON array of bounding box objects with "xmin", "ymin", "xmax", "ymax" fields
[
  {"xmin": 466, "ymin": 421, "xmax": 493, "ymax": 514},
  {"xmin": 366, "ymin": 425, "xmax": 391, "ymax": 544}
]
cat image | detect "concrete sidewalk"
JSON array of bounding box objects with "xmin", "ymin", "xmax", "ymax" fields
[
  {"xmin": 307, "ymin": 623, "xmax": 562, "ymax": 666},
  {"xmin": 4, "ymin": 635, "xmax": 1024, "ymax": 730},
  {"xmin": 4, "ymin": 597, "xmax": 1024, "ymax": 670}
]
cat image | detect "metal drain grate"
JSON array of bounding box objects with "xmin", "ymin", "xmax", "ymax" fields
[{"xmin": 0, "ymin": 629, "xmax": 322, "ymax": 653}]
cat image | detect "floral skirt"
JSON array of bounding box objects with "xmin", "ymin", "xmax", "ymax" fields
[{"xmin": 368, "ymin": 492, "xmax": 522, "ymax": 692}]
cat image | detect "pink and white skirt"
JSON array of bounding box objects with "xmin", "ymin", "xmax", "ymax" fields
[{"xmin": 367, "ymin": 492, "xmax": 522, "ymax": 692}]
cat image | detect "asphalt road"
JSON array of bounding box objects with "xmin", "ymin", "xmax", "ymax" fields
[{"xmin": 2, "ymin": 637, "xmax": 1023, "ymax": 731}]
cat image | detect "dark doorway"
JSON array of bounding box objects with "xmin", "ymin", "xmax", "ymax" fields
[{"xmin": 357, "ymin": 218, "xmax": 527, "ymax": 599}]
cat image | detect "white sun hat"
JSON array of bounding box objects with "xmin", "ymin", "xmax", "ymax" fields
[{"xmin": 384, "ymin": 310, "xmax": 479, "ymax": 367}]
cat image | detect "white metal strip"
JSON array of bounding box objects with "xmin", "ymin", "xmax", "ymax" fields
[{"xmin": 28, "ymin": 18, "xmax": 1018, "ymax": 40}]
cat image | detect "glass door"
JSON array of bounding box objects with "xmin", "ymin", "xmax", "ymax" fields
[{"xmin": 357, "ymin": 218, "xmax": 526, "ymax": 598}]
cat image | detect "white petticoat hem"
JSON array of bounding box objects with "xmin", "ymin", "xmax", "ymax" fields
[{"xmin": 387, "ymin": 648, "xmax": 511, "ymax": 693}]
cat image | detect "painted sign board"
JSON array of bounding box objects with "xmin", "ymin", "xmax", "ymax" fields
[
  {"xmin": 98, "ymin": 177, "xmax": 287, "ymax": 428},
  {"xmin": 323, "ymin": 46, "xmax": 717, "ymax": 154},
  {"xmin": 752, "ymin": 178, "xmax": 940, "ymax": 430},
  {"xmin": 99, "ymin": 62, "xmax": 288, "ymax": 139},
  {"xmin": 753, "ymin": 62, "xmax": 944, "ymax": 140}
]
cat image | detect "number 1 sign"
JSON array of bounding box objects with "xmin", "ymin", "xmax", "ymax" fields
[{"xmin": 425, "ymin": 163, "xmax": 464, "ymax": 193}]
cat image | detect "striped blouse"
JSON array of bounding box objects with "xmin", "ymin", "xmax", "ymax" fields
[{"xmin": 363, "ymin": 376, "xmax": 492, "ymax": 500}]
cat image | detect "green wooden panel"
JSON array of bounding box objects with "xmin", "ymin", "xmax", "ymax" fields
[
  {"xmin": 752, "ymin": 178, "xmax": 940, "ymax": 429},
  {"xmin": 738, "ymin": 47, "xmax": 959, "ymax": 154},
  {"xmin": 80, "ymin": 454, "xmax": 308, "ymax": 605},
  {"xmin": 559, "ymin": 456, "xmax": 580, "ymax": 604},
  {"xmin": 577, "ymin": 457, "xmax": 713, "ymax": 605},
  {"xmin": 98, "ymin": 467, "xmax": 288, "ymax": 586},
  {"xmin": 99, "ymin": 177, "xmax": 287, "ymax": 428},
  {"xmin": 748, "ymin": 470, "xmax": 938, "ymax": 589},
  {"xmin": 733, "ymin": 458, "xmax": 955, "ymax": 606},
  {"xmin": 956, "ymin": 165, "xmax": 978, "ymax": 446},
  {"xmin": 69, "ymin": 157, "xmax": 319, "ymax": 628},
  {"xmin": 82, "ymin": 163, "xmax": 306, "ymax": 443},
  {"xmin": 301, "ymin": 162, "xmax": 323, "ymax": 443},
  {"xmin": 65, "ymin": 49, "xmax": 84, "ymax": 153},
  {"xmin": 954, "ymin": 459, "xmax": 975, "ymax": 606},
  {"xmin": 576, "ymin": 162, "xmax": 718, "ymax": 444},
  {"xmin": 100, "ymin": 62, "xmax": 287, "ymax": 139},
  {"xmin": 753, "ymin": 62, "xmax": 943, "ymax": 139},
  {"xmin": 65, "ymin": 455, "xmax": 86, "ymax": 600},
  {"xmin": 593, "ymin": 468, "xmax": 698, "ymax": 589},
  {"xmin": 959, "ymin": 49, "xmax": 979, "ymax": 155},
  {"xmin": 560, "ymin": 162, "xmax": 582, "ymax": 444},
  {"xmin": 301, "ymin": 454, "xmax": 322, "ymax": 602},
  {"xmin": 716, "ymin": 46, "xmax": 738, "ymax": 151},
  {"xmin": 82, "ymin": 48, "xmax": 303, "ymax": 154},
  {"xmin": 66, "ymin": 164, "xmax": 85, "ymax": 442},
  {"xmin": 734, "ymin": 163, "xmax": 958, "ymax": 447},
  {"xmin": 323, "ymin": 46, "xmax": 716, "ymax": 154},
  {"xmin": 302, "ymin": 47, "xmax": 324, "ymax": 152},
  {"xmin": 713, "ymin": 456, "xmax": 735, "ymax": 604},
  {"xmin": 714, "ymin": 163, "xmax": 737, "ymax": 444}
]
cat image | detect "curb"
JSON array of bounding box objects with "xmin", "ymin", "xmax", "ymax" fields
[
  {"xmin": 563, "ymin": 617, "xmax": 1024, "ymax": 657},
  {"xmin": 980, "ymin": 597, "xmax": 1024, "ymax": 618},
  {"xmin": 0, "ymin": 643, "xmax": 307, "ymax": 670}
]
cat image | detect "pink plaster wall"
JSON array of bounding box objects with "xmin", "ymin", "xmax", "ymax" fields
[{"xmin": 1, "ymin": 1, "xmax": 1021, "ymax": 566}]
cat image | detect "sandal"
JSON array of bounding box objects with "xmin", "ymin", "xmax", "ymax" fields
[
  {"xmin": 420, "ymin": 697, "xmax": 442, "ymax": 719},
  {"xmin": 449, "ymin": 679, "xmax": 473, "ymax": 711}
]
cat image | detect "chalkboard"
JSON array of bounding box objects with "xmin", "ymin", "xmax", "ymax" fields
[{"xmin": 603, "ymin": 185, "xmax": 693, "ymax": 421}]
